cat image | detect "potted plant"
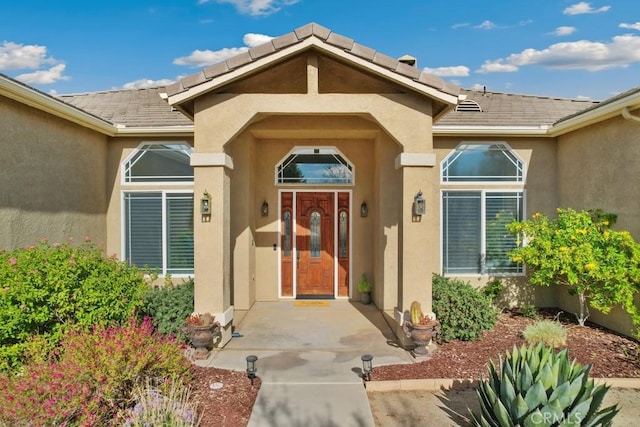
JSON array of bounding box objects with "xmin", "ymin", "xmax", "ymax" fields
[
  {"xmin": 357, "ymin": 274, "xmax": 373, "ymax": 304},
  {"xmin": 184, "ymin": 313, "xmax": 220, "ymax": 360},
  {"xmin": 403, "ymin": 301, "xmax": 440, "ymax": 357}
]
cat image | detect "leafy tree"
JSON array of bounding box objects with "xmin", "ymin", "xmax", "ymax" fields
[{"xmin": 507, "ymin": 208, "xmax": 640, "ymax": 335}]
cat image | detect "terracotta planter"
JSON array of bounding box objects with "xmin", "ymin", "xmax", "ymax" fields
[{"xmin": 403, "ymin": 320, "xmax": 440, "ymax": 357}]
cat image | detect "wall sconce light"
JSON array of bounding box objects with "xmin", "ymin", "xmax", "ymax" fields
[
  {"xmin": 361, "ymin": 354, "xmax": 373, "ymax": 381},
  {"xmin": 261, "ymin": 200, "xmax": 269, "ymax": 217},
  {"xmin": 201, "ymin": 191, "xmax": 212, "ymax": 215},
  {"xmin": 246, "ymin": 355, "xmax": 258, "ymax": 386},
  {"xmin": 360, "ymin": 201, "xmax": 368, "ymax": 217},
  {"xmin": 413, "ymin": 190, "xmax": 426, "ymax": 216}
]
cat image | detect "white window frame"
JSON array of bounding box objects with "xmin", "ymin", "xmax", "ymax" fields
[
  {"xmin": 274, "ymin": 146, "xmax": 355, "ymax": 186},
  {"xmin": 121, "ymin": 189, "xmax": 194, "ymax": 277},
  {"xmin": 440, "ymin": 189, "xmax": 525, "ymax": 277},
  {"xmin": 121, "ymin": 141, "xmax": 194, "ymax": 186},
  {"xmin": 440, "ymin": 142, "xmax": 525, "ymax": 184}
]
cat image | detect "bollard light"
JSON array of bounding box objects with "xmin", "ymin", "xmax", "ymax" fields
[
  {"xmin": 361, "ymin": 354, "xmax": 373, "ymax": 382},
  {"xmin": 246, "ymin": 355, "xmax": 258, "ymax": 386}
]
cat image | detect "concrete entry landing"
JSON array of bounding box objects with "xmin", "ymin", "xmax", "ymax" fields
[{"xmin": 200, "ymin": 301, "xmax": 414, "ymax": 426}]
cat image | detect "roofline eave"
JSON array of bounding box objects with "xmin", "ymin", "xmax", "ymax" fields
[
  {"xmin": 167, "ymin": 37, "xmax": 459, "ymax": 109},
  {"xmin": 434, "ymin": 125, "xmax": 551, "ymax": 137},
  {"xmin": 550, "ymin": 91, "xmax": 640, "ymax": 137},
  {"xmin": 1, "ymin": 74, "xmax": 116, "ymax": 136}
]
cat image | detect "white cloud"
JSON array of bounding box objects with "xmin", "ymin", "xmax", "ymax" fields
[
  {"xmin": 620, "ymin": 22, "xmax": 640, "ymax": 31},
  {"xmin": 470, "ymin": 83, "xmax": 487, "ymax": 91},
  {"xmin": 477, "ymin": 34, "xmax": 640, "ymax": 73},
  {"xmin": 200, "ymin": 0, "xmax": 299, "ymax": 16},
  {"xmin": 452, "ymin": 23, "xmax": 469, "ymax": 29},
  {"xmin": 563, "ymin": 2, "xmax": 611, "ymax": 15},
  {"xmin": 121, "ymin": 78, "xmax": 176, "ymax": 89},
  {"xmin": 474, "ymin": 20, "xmax": 496, "ymax": 30},
  {"xmin": 173, "ymin": 47, "xmax": 248, "ymax": 67},
  {"xmin": 173, "ymin": 32, "xmax": 273, "ymax": 67},
  {"xmin": 423, "ymin": 65, "xmax": 470, "ymax": 77},
  {"xmin": 15, "ymin": 64, "xmax": 69, "ymax": 84},
  {"xmin": 553, "ymin": 26, "xmax": 577, "ymax": 36},
  {"xmin": 575, "ymin": 95, "xmax": 593, "ymax": 100},
  {"xmin": 243, "ymin": 33, "xmax": 274, "ymax": 47},
  {"xmin": 0, "ymin": 41, "xmax": 56, "ymax": 70}
]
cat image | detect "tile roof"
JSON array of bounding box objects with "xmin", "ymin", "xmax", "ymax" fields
[
  {"xmin": 436, "ymin": 89, "xmax": 599, "ymax": 128},
  {"xmin": 555, "ymin": 85, "xmax": 640, "ymax": 125},
  {"xmin": 165, "ymin": 22, "xmax": 459, "ymax": 99},
  {"xmin": 56, "ymin": 87, "xmax": 192, "ymax": 128}
]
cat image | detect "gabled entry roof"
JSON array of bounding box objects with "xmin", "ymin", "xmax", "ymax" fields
[{"xmin": 164, "ymin": 22, "xmax": 461, "ymax": 119}]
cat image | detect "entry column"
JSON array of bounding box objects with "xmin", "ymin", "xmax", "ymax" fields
[{"xmin": 192, "ymin": 153, "xmax": 234, "ymax": 347}]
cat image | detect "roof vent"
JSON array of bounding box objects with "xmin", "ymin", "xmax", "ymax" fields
[
  {"xmin": 455, "ymin": 100, "xmax": 483, "ymax": 112},
  {"xmin": 398, "ymin": 54, "xmax": 417, "ymax": 67}
]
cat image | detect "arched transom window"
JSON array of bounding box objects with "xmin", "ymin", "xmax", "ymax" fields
[
  {"xmin": 441, "ymin": 143, "xmax": 523, "ymax": 182},
  {"xmin": 124, "ymin": 143, "xmax": 193, "ymax": 183},
  {"xmin": 276, "ymin": 147, "xmax": 354, "ymax": 184}
]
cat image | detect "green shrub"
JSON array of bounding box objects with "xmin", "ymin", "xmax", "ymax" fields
[
  {"xmin": 523, "ymin": 320, "xmax": 567, "ymax": 348},
  {"xmin": 0, "ymin": 239, "xmax": 150, "ymax": 373},
  {"xmin": 519, "ymin": 304, "xmax": 540, "ymax": 319},
  {"xmin": 0, "ymin": 318, "xmax": 192, "ymax": 426},
  {"xmin": 141, "ymin": 279, "xmax": 195, "ymax": 342},
  {"xmin": 481, "ymin": 279, "xmax": 504, "ymax": 303},
  {"xmin": 471, "ymin": 343, "xmax": 619, "ymax": 426},
  {"xmin": 432, "ymin": 274, "xmax": 498, "ymax": 342}
]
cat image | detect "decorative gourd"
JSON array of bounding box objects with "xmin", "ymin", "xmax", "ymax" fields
[{"xmin": 410, "ymin": 301, "xmax": 423, "ymax": 325}]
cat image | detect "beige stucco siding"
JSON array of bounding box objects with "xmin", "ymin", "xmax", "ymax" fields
[
  {"xmin": 558, "ymin": 115, "xmax": 640, "ymax": 239},
  {"xmin": 0, "ymin": 95, "xmax": 108, "ymax": 250},
  {"xmin": 556, "ymin": 115, "xmax": 640, "ymax": 337}
]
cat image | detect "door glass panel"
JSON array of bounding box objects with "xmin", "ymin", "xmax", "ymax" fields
[
  {"xmin": 339, "ymin": 211, "xmax": 348, "ymax": 258},
  {"xmin": 283, "ymin": 210, "xmax": 292, "ymax": 257},
  {"xmin": 310, "ymin": 211, "xmax": 321, "ymax": 258}
]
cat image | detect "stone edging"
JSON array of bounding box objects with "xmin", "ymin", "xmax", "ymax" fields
[{"xmin": 365, "ymin": 378, "xmax": 640, "ymax": 392}]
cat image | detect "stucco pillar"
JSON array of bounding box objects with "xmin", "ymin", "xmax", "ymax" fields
[
  {"xmin": 396, "ymin": 153, "xmax": 439, "ymax": 315},
  {"xmin": 192, "ymin": 153, "xmax": 234, "ymax": 347}
]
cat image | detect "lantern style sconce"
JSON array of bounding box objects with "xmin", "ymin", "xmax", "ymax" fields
[
  {"xmin": 261, "ymin": 200, "xmax": 269, "ymax": 217},
  {"xmin": 413, "ymin": 190, "xmax": 426, "ymax": 216},
  {"xmin": 361, "ymin": 354, "xmax": 373, "ymax": 381},
  {"xmin": 246, "ymin": 355, "xmax": 258, "ymax": 385},
  {"xmin": 360, "ymin": 201, "xmax": 368, "ymax": 217},
  {"xmin": 201, "ymin": 191, "xmax": 212, "ymax": 215}
]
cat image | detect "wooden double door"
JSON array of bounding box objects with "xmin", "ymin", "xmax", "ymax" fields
[{"xmin": 281, "ymin": 192, "xmax": 349, "ymax": 298}]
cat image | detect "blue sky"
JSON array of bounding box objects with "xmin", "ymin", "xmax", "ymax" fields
[{"xmin": 1, "ymin": 0, "xmax": 639, "ymax": 100}]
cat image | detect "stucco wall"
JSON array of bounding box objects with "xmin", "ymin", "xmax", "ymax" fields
[
  {"xmin": 555, "ymin": 114, "xmax": 640, "ymax": 337},
  {"xmin": 0, "ymin": 95, "xmax": 108, "ymax": 250}
]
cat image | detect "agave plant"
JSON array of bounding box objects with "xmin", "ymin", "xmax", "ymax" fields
[{"xmin": 471, "ymin": 343, "xmax": 618, "ymax": 427}]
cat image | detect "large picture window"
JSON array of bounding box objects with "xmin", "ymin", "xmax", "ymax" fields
[
  {"xmin": 124, "ymin": 192, "xmax": 194, "ymax": 275},
  {"xmin": 122, "ymin": 142, "xmax": 194, "ymax": 276},
  {"xmin": 441, "ymin": 142, "xmax": 525, "ymax": 275},
  {"xmin": 442, "ymin": 191, "xmax": 523, "ymax": 274}
]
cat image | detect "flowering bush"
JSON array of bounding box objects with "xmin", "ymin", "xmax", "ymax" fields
[
  {"xmin": 0, "ymin": 318, "xmax": 192, "ymax": 425},
  {"xmin": 508, "ymin": 209, "xmax": 640, "ymax": 333},
  {"xmin": 122, "ymin": 378, "xmax": 200, "ymax": 426},
  {"xmin": 0, "ymin": 238, "xmax": 150, "ymax": 372}
]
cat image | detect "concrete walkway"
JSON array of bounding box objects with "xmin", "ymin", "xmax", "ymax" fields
[{"xmin": 199, "ymin": 301, "xmax": 413, "ymax": 427}]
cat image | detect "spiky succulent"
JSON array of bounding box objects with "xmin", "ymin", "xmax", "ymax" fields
[{"xmin": 471, "ymin": 343, "xmax": 619, "ymax": 427}]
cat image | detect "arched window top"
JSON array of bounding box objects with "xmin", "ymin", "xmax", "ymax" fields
[
  {"xmin": 441, "ymin": 143, "xmax": 524, "ymax": 183},
  {"xmin": 124, "ymin": 143, "xmax": 193, "ymax": 183},
  {"xmin": 276, "ymin": 147, "xmax": 354, "ymax": 185}
]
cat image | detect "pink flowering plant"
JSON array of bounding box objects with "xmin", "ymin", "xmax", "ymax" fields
[
  {"xmin": 0, "ymin": 317, "xmax": 192, "ymax": 425},
  {"xmin": 0, "ymin": 238, "xmax": 150, "ymax": 372}
]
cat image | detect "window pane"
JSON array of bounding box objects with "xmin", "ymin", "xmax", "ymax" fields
[
  {"xmin": 310, "ymin": 211, "xmax": 321, "ymax": 257},
  {"xmin": 443, "ymin": 192, "xmax": 481, "ymax": 273},
  {"xmin": 125, "ymin": 144, "xmax": 193, "ymax": 183},
  {"xmin": 283, "ymin": 211, "xmax": 292, "ymax": 257},
  {"xmin": 166, "ymin": 194, "xmax": 194, "ymax": 275},
  {"xmin": 485, "ymin": 193, "xmax": 523, "ymax": 273},
  {"xmin": 124, "ymin": 193, "xmax": 163, "ymax": 270},
  {"xmin": 277, "ymin": 148, "xmax": 353, "ymax": 184},
  {"xmin": 442, "ymin": 144, "xmax": 523, "ymax": 182},
  {"xmin": 339, "ymin": 211, "xmax": 348, "ymax": 258}
]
